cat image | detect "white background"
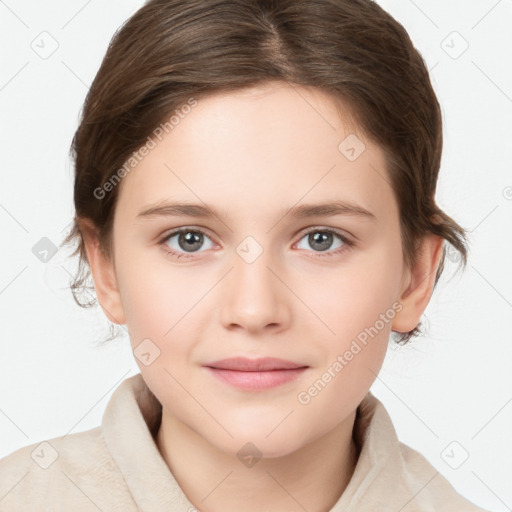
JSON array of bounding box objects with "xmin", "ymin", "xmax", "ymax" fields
[{"xmin": 1, "ymin": 1, "xmax": 511, "ymax": 510}]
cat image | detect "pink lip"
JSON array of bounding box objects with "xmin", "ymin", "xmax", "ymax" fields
[
  {"xmin": 203, "ymin": 357, "xmax": 309, "ymax": 390},
  {"xmin": 205, "ymin": 357, "xmax": 306, "ymax": 371}
]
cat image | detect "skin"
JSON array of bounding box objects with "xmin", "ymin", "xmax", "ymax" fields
[{"xmin": 80, "ymin": 81, "xmax": 444, "ymax": 512}]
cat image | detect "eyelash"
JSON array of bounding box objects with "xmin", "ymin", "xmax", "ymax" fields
[{"xmin": 158, "ymin": 227, "xmax": 355, "ymax": 260}]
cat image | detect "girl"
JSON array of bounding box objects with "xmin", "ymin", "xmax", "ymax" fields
[{"xmin": 0, "ymin": 0, "xmax": 491, "ymax": 510}]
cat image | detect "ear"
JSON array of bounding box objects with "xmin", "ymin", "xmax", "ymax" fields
[
  {"xmin": 79, "ymin": 218, "xmax": 126, "ymax": 325},
  {"xmin": 392, "ymin": 234, "xmax": 444, "ymax": 333}
]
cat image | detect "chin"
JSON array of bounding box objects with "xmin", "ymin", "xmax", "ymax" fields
[
  {"xmin": 234, "ymin": 440, "xmax": 298, "ymax": 463},
  {"xmin": 218, "ymin": 427, "xmax": 306, "ymax": 461}
]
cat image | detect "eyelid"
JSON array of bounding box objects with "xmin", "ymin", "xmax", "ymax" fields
[
  {"xmin": 158, "ymin": 226, "xmax": 218, "ymax": 248},
  {"xmin": 296, "ymin": 225, "xmax": 354, "ymax": 242}
]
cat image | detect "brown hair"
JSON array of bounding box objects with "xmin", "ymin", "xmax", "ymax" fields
[{"xmin": 61, "ymin": 0, "xmax": 469, "ymax": 344}]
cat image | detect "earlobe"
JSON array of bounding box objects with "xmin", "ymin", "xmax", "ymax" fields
[
  {"xmin": 79, "ymin": 218, "xmax": 126, "ymax": 325},
  {"xmin": 392, "ymin": 234, "xmax": 444, "ymax": 333}
]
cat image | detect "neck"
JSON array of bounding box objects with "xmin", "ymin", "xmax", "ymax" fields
[{"xmin": 156, "ymin": 409, "xmax": 359, "ymax": 512}]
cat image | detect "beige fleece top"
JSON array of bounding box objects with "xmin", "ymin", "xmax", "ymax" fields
[{"xmin": 0, "ymin": 373, "xmax": 489, "ymax": 511}]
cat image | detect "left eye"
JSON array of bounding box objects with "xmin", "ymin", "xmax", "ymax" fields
[{"xmin": 295, "ymin": 230, "xmax": 348, "ymax": 253}]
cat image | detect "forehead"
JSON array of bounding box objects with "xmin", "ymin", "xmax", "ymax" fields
[{"xmin": 115, "ymin": 83, "xmax": 395, "ymax": 224}]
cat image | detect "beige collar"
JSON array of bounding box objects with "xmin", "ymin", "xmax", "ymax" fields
[{"xmin": 101, "ymin": 373, "xmax": 446, "ymax": 511}]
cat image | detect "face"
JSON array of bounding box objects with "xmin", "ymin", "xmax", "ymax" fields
[{"xmin": 109, "ymin": 82, "xmax": 408, "ymax": 458}]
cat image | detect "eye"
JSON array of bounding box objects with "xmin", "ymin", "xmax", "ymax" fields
[
  {"xmin": 295, "ymin": 228, "xmax": 353, "ymax": 257},
  {"xmin": 159, "ymin": 228, "xmax": 215, "ymax": 259}
]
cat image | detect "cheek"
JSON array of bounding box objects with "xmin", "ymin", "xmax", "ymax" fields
[
  {"xmin": 299, "ymin": 252, "xmax": 401, "ymax": 343},
  {"xmin": 293, "ymin": 249, "xmax": 400, "ymax": 399},
  {"xmin": 116, "ymin": 247, "xmax": 202, "ymax": 340},
  {"xmin": 116, "ymin": 258, "xmax": 203, "ymax": 401},
  {"xmin": 294, "ymin": 272, "xmax": 395, "ymax": 432}
]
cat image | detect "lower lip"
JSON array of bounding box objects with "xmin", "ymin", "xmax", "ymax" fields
[{"xmin": 205, "ymin": 367, "xmax": 308, "ymax": 390}]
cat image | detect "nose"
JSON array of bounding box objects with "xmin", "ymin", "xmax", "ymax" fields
[{"xmin": 219, "ymin": 247, "xmax": 291, "ymax": 334}]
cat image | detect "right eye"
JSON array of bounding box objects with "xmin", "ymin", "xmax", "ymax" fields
[{"xmin": 159, "ymin": 228, "xmax": 215, "ymax": 259}]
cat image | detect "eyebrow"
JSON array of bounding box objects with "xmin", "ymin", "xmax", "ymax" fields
[{"xmin": 136, "ymin": 200, "xmax": 376, "ymax": 221}]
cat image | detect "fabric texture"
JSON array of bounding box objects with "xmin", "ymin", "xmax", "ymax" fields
[{"xmin": 0, "ymin": 373, "xmax": 489, "ymax": 511}]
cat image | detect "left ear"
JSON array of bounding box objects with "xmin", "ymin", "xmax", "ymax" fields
[{"xmin": 392, "ymin": 234, "xmax": 444, "ymax": 333}]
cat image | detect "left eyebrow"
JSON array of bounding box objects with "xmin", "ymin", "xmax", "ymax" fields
[{"xmin": 136, "ymin": 200, "xmax": 377, "ymax": 221}]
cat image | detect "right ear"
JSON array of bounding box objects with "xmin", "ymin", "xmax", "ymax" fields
[{"xmin": 79, "ymin": 218, "xmax": 126, "ymax": 325}]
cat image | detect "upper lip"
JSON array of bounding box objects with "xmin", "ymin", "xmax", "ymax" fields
[{"xmin": 204, "ymin": 357, "xmax": 308, "ymax": 371}]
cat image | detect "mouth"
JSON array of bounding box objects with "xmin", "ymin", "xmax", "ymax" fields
[
  {"xmin": 204, "ymin": 356, "xmax": 307, "ymax": 371},
  {"xmin": 203, "ymin": 357, "xmax": 309, "ymax": 390}
]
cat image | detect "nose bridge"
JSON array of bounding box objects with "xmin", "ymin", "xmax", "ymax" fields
[
  {"xmin": 220, "ymin": 235, "xmax": 288, "ymax": 330},
  {"xmin": 236, "ymin": 250, "xmax": 273, "ymax": 292}
]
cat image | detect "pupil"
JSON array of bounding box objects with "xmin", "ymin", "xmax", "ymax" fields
[
  {"xmin": 180, "ymin": 231, "xmax": 202, "ymax": 252},
  {"xmin": 310, "ymin": 232, "xmax": 332, "ymax": 251}
]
